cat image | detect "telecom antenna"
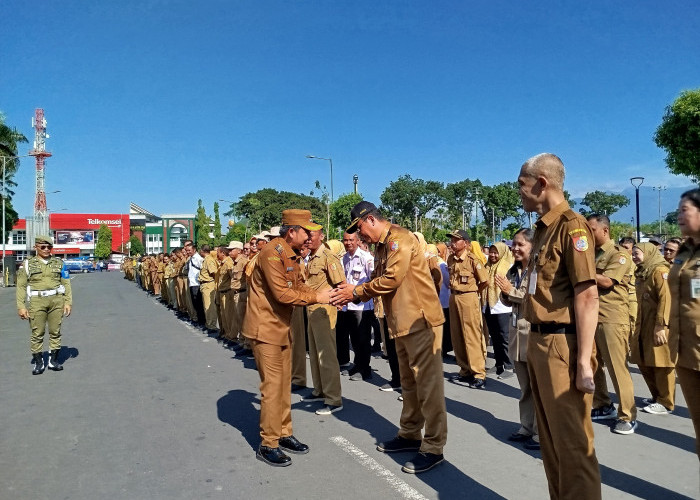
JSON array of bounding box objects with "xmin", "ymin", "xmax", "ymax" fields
[{"xmin": 28, "ymin": 108, "xmax": 52, "ymax": 246}]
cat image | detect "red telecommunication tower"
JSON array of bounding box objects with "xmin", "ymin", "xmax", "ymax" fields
[{"xmin": 29, "ymin": 108, "xmax": 52, "ymax": 241}]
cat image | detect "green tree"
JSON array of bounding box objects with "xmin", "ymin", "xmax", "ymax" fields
[
  {"xmin": 443, "ymin": 179, "xmax": 484, "ymax": 230},
  {"xmin": 234, "ymin": 188, "xmax": 326, "ymax": 232},
  {"xmin": 129, "ymin": 235, "xmax": 144, "ymax": 256},
  {"xmin": 578, "ymin": 190, "xmax": 630, "ymax": 217},
  {"xmin": 194, "ymin": 199, "xmax": 212, "ymax": 247},
  {"xmin": 224, "ymin": 222, "xmax": 248, "ymax": 243},
  {"xmin": 610, "ymin": 221, "xmax": 635, "ymax": 244},
  {"xmin": 0, "ymin": 112, "xmax": 28, "ymax": 242},
  {"xmin": 379, "ymin": 175, "xmax": 445, "ymax": 229},
  {"xmin": 212, "ymin": 202, "xmax": 223, "ymax": 245},
  {"xmin": 480, "ymin": 182, "xmax": 523, "ymax": 240},
  {"xmin": 654, "ymin": 88, "xmax": 700, "ymax": 182},
  {"xmin": 94, "ymin": 224, "xmax": 113, "ymax": 259},
  {"xmin": 329, "ymin": 192, "xmax": 363, "ymax": 239}
]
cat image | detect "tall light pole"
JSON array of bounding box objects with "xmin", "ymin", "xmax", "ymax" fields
[
  {"xmin": 630, "ymin": 177, "xmax": 644, "ymax": 242},
  {"xmin": 353, "ymin": 174, "xmax": 358, "ymax": 195},
  {"xmin": 305, "ymin": 155, "xmax": 334, "ymax": 202},
  {"xmin": 652, "ymin": 186, "xmax": 667, "ymax": 236}
]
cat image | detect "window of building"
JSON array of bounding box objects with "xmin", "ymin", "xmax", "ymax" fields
[
  {"xmin": 14, "ymin": 251, "xmax": 28, "ymax": 262},
  {"xmin": 12, "ymin": 231, "xmax": 26, "ymax": 245}
]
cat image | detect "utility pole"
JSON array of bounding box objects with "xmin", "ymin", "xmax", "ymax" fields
[
  {"xmin": 653, "ymin": 186, "xmax": 667, "ymax": 236},
  {"xmin": 473, "ymin": 188, "xmax": 480, "ymax": 241}
]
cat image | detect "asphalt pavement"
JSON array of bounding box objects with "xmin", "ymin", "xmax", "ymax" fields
[{"xmin": 0, "ymin": 272, "xmax": 697, "ymax": 500}]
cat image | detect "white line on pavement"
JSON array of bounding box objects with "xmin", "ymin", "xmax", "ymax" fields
[{"xmin": 330, "ymin": 436, "xmax": 428, "ymax": 500}]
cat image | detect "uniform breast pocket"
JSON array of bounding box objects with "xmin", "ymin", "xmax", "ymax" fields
[
  {"xmin": 459, "ymin": 270, "xmax": 472, "ymax": 284},
  {"xmin": 536, "ymin": 247, "xmax": 558, "ymax": 285}
]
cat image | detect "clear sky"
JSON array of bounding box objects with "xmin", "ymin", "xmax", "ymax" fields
[{"xmin": 2, "ymin": 1, "xmax": 698, "ymax": 223}]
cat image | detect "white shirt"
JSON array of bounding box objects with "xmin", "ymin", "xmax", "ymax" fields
[
  {"xmin": 188, "ymin": 253, "xmax": 203, "ymax": 286},
  {"xmin": 342, "ymin": 248, "xmax": 374, "ymax": 311},
  {"xmin": 438, "ymin": 261, "xmax": 451, "ymax": 309}
]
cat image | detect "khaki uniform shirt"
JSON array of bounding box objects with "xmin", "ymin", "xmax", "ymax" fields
[
  {"xmin": 595, "ymin": 240, "xmax": 630, "ymax": 324},
  {"xmin": 16, "ymin": 256, "xmax": 73, "ymax": 308},
  {"xmin": 217, "ymin": 256, "xmax": 234, "ymax": 292},
  {"xmin": 523, "ymin": 201, "xmax": 597, "ymax": 325},
  {"xmin": 631, "ymin": 266, "xmax": 672, "ymax": 367},
  {"xmin": 668, "ymin": 240, "xmax": 700, "ymax": 370},
  {"xmin": 447, "ymin": 248, "xmax": 488, "ymax": 293},
  {"xmin": 199, "ymin": 253, "xmax": 218, "ymax": 284},
  {"xmin": 242, "ymin": 237, "xmax": 318, "ymax": 346},
  {"xmin": 356, "ymin": 224, "xmax": 444, "ymax": 338},
  {"xmin": 232, "ymin": 255, "xmax": 249, "ymax": 292},
  {"xmin": 305, "ymin": 245, "xmax": 345, "ymax": 311}
]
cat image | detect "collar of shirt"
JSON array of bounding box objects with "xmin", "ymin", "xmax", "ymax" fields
[
  {"xmin": 378, "ymin": 225, "xmax": 391, "ymax": 245},
  {"xmin": 453, "ymin": 248, "xmax": 469, "ymax": 262},
  {"xmin": 536, "ymin": 200, "xmax": 570, "ymax": 229}
]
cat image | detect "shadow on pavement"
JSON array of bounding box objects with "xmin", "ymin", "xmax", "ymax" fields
[
  {"xmin": 216, "ymin": 389, "xmax": 261, "ymax": 451},
  {"xmin": 600, "ymin": 463, "xmax": 694, "ymax": 500},
  {"xmin": 58, "ymin": 346, "xmax": 79, "ymax": 364}
]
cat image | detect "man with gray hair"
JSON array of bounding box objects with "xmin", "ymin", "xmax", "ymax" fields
[{"xmin": 518, "ymin": 153, "xmax": 601, "ymax": 498}]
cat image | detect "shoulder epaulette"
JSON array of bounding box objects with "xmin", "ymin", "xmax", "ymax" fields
[{"xmin": 275, "ymin": 244, "xmax": 283, "ymax": 254}]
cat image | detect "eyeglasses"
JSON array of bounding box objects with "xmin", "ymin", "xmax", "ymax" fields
[{"xmin": 37, "ymin": 244, "xmax": 53, "ymax": 250}]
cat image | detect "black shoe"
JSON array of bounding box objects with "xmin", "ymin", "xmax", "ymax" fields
[
  {"xmin": 468, "ymin": 378, "xmax": 485, "ymax": 390},
  {"xmin": 238, "ymin": 348, "xmax": 253, "ymax": 357},
  {"xmin": 256, "ymin": 445, "xmax": 292, "ymax": 466},
  {"xmin": 402, "ymin": 452, "xmax": 444, "ymax": 474},
  {"xmin": 278, "ymin": 435, "xmax": 309, "ymax": 455},
  {"xmin": 507, "ymin": 432, "xmax": 530, "ymax": 442},
  {"xmin": 376, "ymin": 436, "xmax": 422, "ymax": 453},
  {"xmin": 302, "ymin": 392, "xmax": 325, "ymax": 402},
  {"xmin": 523, "ymin": 438, "xmax": 540, "ymax": 450},
  {"xmin": 31, "ymin": 353, "xmax": 45, "ymax": 375},
  {"xmin": 291, "ymin": 383, "xmax": 306, "ymax": 392},
  {"xmin": 47, "ymin": 349, "xmax": 63, "ymax": 371},
  {"xmin": 449, "ymin": 374, "xmax": 474, "ymax": 384}
]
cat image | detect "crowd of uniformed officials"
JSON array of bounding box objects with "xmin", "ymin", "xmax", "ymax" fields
[{"xmin": 17, "ymin": 153, "xmax": 700, "ymax": 498}]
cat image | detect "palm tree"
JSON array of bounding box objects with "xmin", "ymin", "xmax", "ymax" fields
[{"xmin": 0, "ymin": 112, "xmax": 29, "ymax": 242}]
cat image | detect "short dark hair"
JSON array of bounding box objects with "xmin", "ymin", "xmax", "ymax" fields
[
  {"xmin": 280, "ymin": 225, "xmax": 302, "ymax": 238},
  {"xmin": 201, "ymin": 244, "xmax": 211, "ymax": 253},
  {"xmin": 587, "ymin": 213, "xmax": 610, "ymax": 229},
  {"xmin": 619, "ymin": 237, "xmax": 636, "ymax": 246},
  {"xmin": 513, "ymin": 227, "xmax": 534, "ymax": 242}
]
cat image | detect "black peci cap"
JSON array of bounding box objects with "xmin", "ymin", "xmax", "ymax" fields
[{"xmin": 346, "ymin": 201, "xmax": 378, "ymax": 233}]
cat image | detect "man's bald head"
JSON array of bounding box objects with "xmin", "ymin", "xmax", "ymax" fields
[{"xmin": 521, "ymin": 153, "xmax": 565, "ymax": 192}]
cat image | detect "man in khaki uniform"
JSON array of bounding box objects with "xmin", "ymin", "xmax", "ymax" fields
[
  {"xmin": 587, "ymin": 214, "xmax": 637, "ymax": 434},
  {"xmin": 198, "ymin": 244, "xmax": 219, "ymax": 333},
  {"xmin": 226, "ymin": 241, "xmax": 249, "ymax": 350},
  {"xmin": 215, "ymin": 245, "xmax": 234, "ymax": 341},
  {"xmin": 331, "ymin": 201, "xmax": 447, "ymax": 474},
  {"xmin": 519, "ymin": 153, "xmax": 601, "ymax": 499},
  {"xmin": 243, "ymin": 210, "xmax": 330, "ymax": 467},
  {"xmin": 446, "ymin": 229, "xmax": 489, "ymax": 388},
  {"xmin": 301, "ymin": 228, "xmax": 346, "ymax": 414},
  {"xmin": 16, "ymin": 235, "xmax": 73, "ymax": 374},
  {"xmin": 290, "ymin": 244, "xmax": 310, "ymax": 389}
]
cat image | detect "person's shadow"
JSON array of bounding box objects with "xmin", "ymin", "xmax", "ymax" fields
[{"xmin": 216, "ymin": 389, "xmax": 261, "ymax": 451}]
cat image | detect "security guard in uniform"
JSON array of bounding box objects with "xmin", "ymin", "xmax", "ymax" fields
[
  {"xmin": 518, "ymin": 153, "xmax": 601, "ymax": 499},
  {"xmin": 446, "ymin": 229, "xmax": 489, "ymax": 388},
  {"xmin": 242, "ymin": 209, "xmax": 330, "ymax": 467},
  {"xmin": 331, "ymin": 201, "xmax": 447, "ymax": 475},
  {"xmin": 16, "ymin": 235, "xmax": 73, "ymax": 375},
  {"xmin": 587, "ymin": 214, "xmax": 637, "ymax": 434}
]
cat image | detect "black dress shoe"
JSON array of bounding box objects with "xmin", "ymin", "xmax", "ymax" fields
[
  {"xmin": 278, "ymin": 435, "xmax": 309, "ymax": 454},
  {"xmin": 256, "ymin": 445, "xmax": 292, "ymax": 467},
  {"xmin": 376, "ymin": 436, "xmax": 422, "ymax": 453},
  {"xmin": 467, "ymin": 378, "xmax": 486, "ymax": 390},
  {"xmin": 291, "ymin": 383, "xmax": 306, "ymax": 392},
  {"xmin": 524, "ymin": 438, "xmax": 541, "ymax": 450},
  {"xmin": 507, "ymin": 432, "xmax": 531, "ymax": 442},
  {"xmin": 401, "ymin": 452, "xmax": 444, "ymax": 474}
]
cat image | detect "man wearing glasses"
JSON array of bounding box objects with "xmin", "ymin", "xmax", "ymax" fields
[{"xmin": 16, "ymin": 235, "xmax": 72, "ymax": 375}]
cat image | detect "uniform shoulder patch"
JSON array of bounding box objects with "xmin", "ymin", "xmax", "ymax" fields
[
  {"xmin": 268, "ymin": 256, "xmax": 281, "ymax": 262},
  {"xmin": 389, "ymin": 241, "xmax": 399, "ymax": 251},
  {"xmin": 330, "ymin": 263, "xmax": 337, "ymax": 271},
  {"xmin": 662, "ymin": 272, "xmax": 668, "ymax": 280},
  {"xmin": 275, "ymin": 244, "xmax": 283, "ymax": 254},
  {"xmin": 571, "ymin": 233, "xmax": 589, "ymax": 252},
  {"xmin": 619, "ymin": 256, "xmax": 626, "ymax": 265}
]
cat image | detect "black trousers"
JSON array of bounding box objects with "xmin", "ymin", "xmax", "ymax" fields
[
  {"xmin": 442, "ymin": 307, "xmax": 452, "ymax": 355},
  {"xmin": 190, "ymin": 285, "xmax": 206, "ymax": 326},
  {"xmin": 484, "ymin": 307, "xmax": 511, "ymax": 367},
  {"xmin": 381, "ymin": 317, "xmax": 401, "ymax": 385},
  {"xmin": 337, "ymin": 310, "xmax": 373, "ymax": 375}
]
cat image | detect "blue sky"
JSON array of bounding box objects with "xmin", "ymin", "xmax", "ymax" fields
[{"xmin": 2, "ymin": 1, "xmax": 698, "ymax": 223}]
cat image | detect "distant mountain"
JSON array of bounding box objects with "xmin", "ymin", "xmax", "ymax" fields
[{"xmin": 572, "ymin": 185, "xmax": 696, "ymax": 225}]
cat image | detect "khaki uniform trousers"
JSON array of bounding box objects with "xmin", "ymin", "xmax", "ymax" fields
[
  {"xmin": 449, "ymin": 292, "xmax": 485, "ymax": 379},
  {"xmin": 528, "ymin": 332, "xmax": 601, "ymax": 500},
  {"xmin": 307, "ymin": 304, "xmax": 342, "ymax": 406},
  {"xmin": 175, "ymin": 276, "xmax": 186, "ymax": 311},
  {"xmin": 220, "ymin": 290, "xmax": 237, "ymax": 341},
  {"xmin": 234, "ymin": 291, "xmax": 249, "ymax": 348},
  {"xmin": 638, "ymin": 365, "xmax": 676, "ymax": 411},
  {"xmin": 185, "ymin": 282, "xmax": 198, "ymax": 322},
  {"xmin": 291, "ymin": 306, "xmax": 307, "ymax": 386},
  {"xmin": 514, "ymin": 360, "xmax": 538, "ymax": 440},
  {"xmin": 166, "ymin": 278, "xmax": 177, "ymax": 308},
  {"xmin": 200, "ymin": 281, "xmax": 218, "ymax": 330},
  {"xmin": 593, "ymin": 323, "xmax": 637, "ymax": 421},
  {"xmin": 677, "ymin": 366, "xmax": 700, "ymax": 458},
  {"xmin": 395, "ymin": 325, "xmax": 447, "ymax": 455},
  {"xmin": 251, "ymin": 339, "xmax": 293, "ymax": 448},
  {"xmin": 29, "ymin": 294, "xmax": 65, "ymax": 353}
]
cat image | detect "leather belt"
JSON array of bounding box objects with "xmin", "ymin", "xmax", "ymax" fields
[
  {"xmin": 234, "ymin": 289, "xmax": 247, "ymax": 294},
  {"xmin": 530, "ymin": 323, "xmax": 576, "ymax": 334},
  {"xmin": 30, "ymin": 289, "xmax": 62, "ymax": 297},
  {"xmin": 452, "ymin": 290, "xmax": 477, "ymax": 294}
]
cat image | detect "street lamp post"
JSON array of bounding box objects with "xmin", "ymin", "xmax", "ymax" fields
[
  {"xmin": 630, "ymin": 177, "xmax": 644, "ymax": 242},
  {"xmin": 353, "ymin": 174, "xmax": 358, "ymax": 195},
  {"xmin": 305, "ymin": 155, "xmax": 334, "ymax": 203},
  {"xmin": 652, "ymin": 186, "xmax": 667, "ymax": 236}
]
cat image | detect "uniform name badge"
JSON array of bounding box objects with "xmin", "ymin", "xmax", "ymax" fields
[
  {"xmin": 528, "ymin": 267, "xmax": 538, "ymax": 295},
  {"xmin": 691, "ymin": 278, "xmax": 700, "ymax": 299}
]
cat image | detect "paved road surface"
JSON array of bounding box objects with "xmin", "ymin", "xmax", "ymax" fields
[{"xmin": 0, "ymin": 272, "xmax": 697, "ymax": 499}]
